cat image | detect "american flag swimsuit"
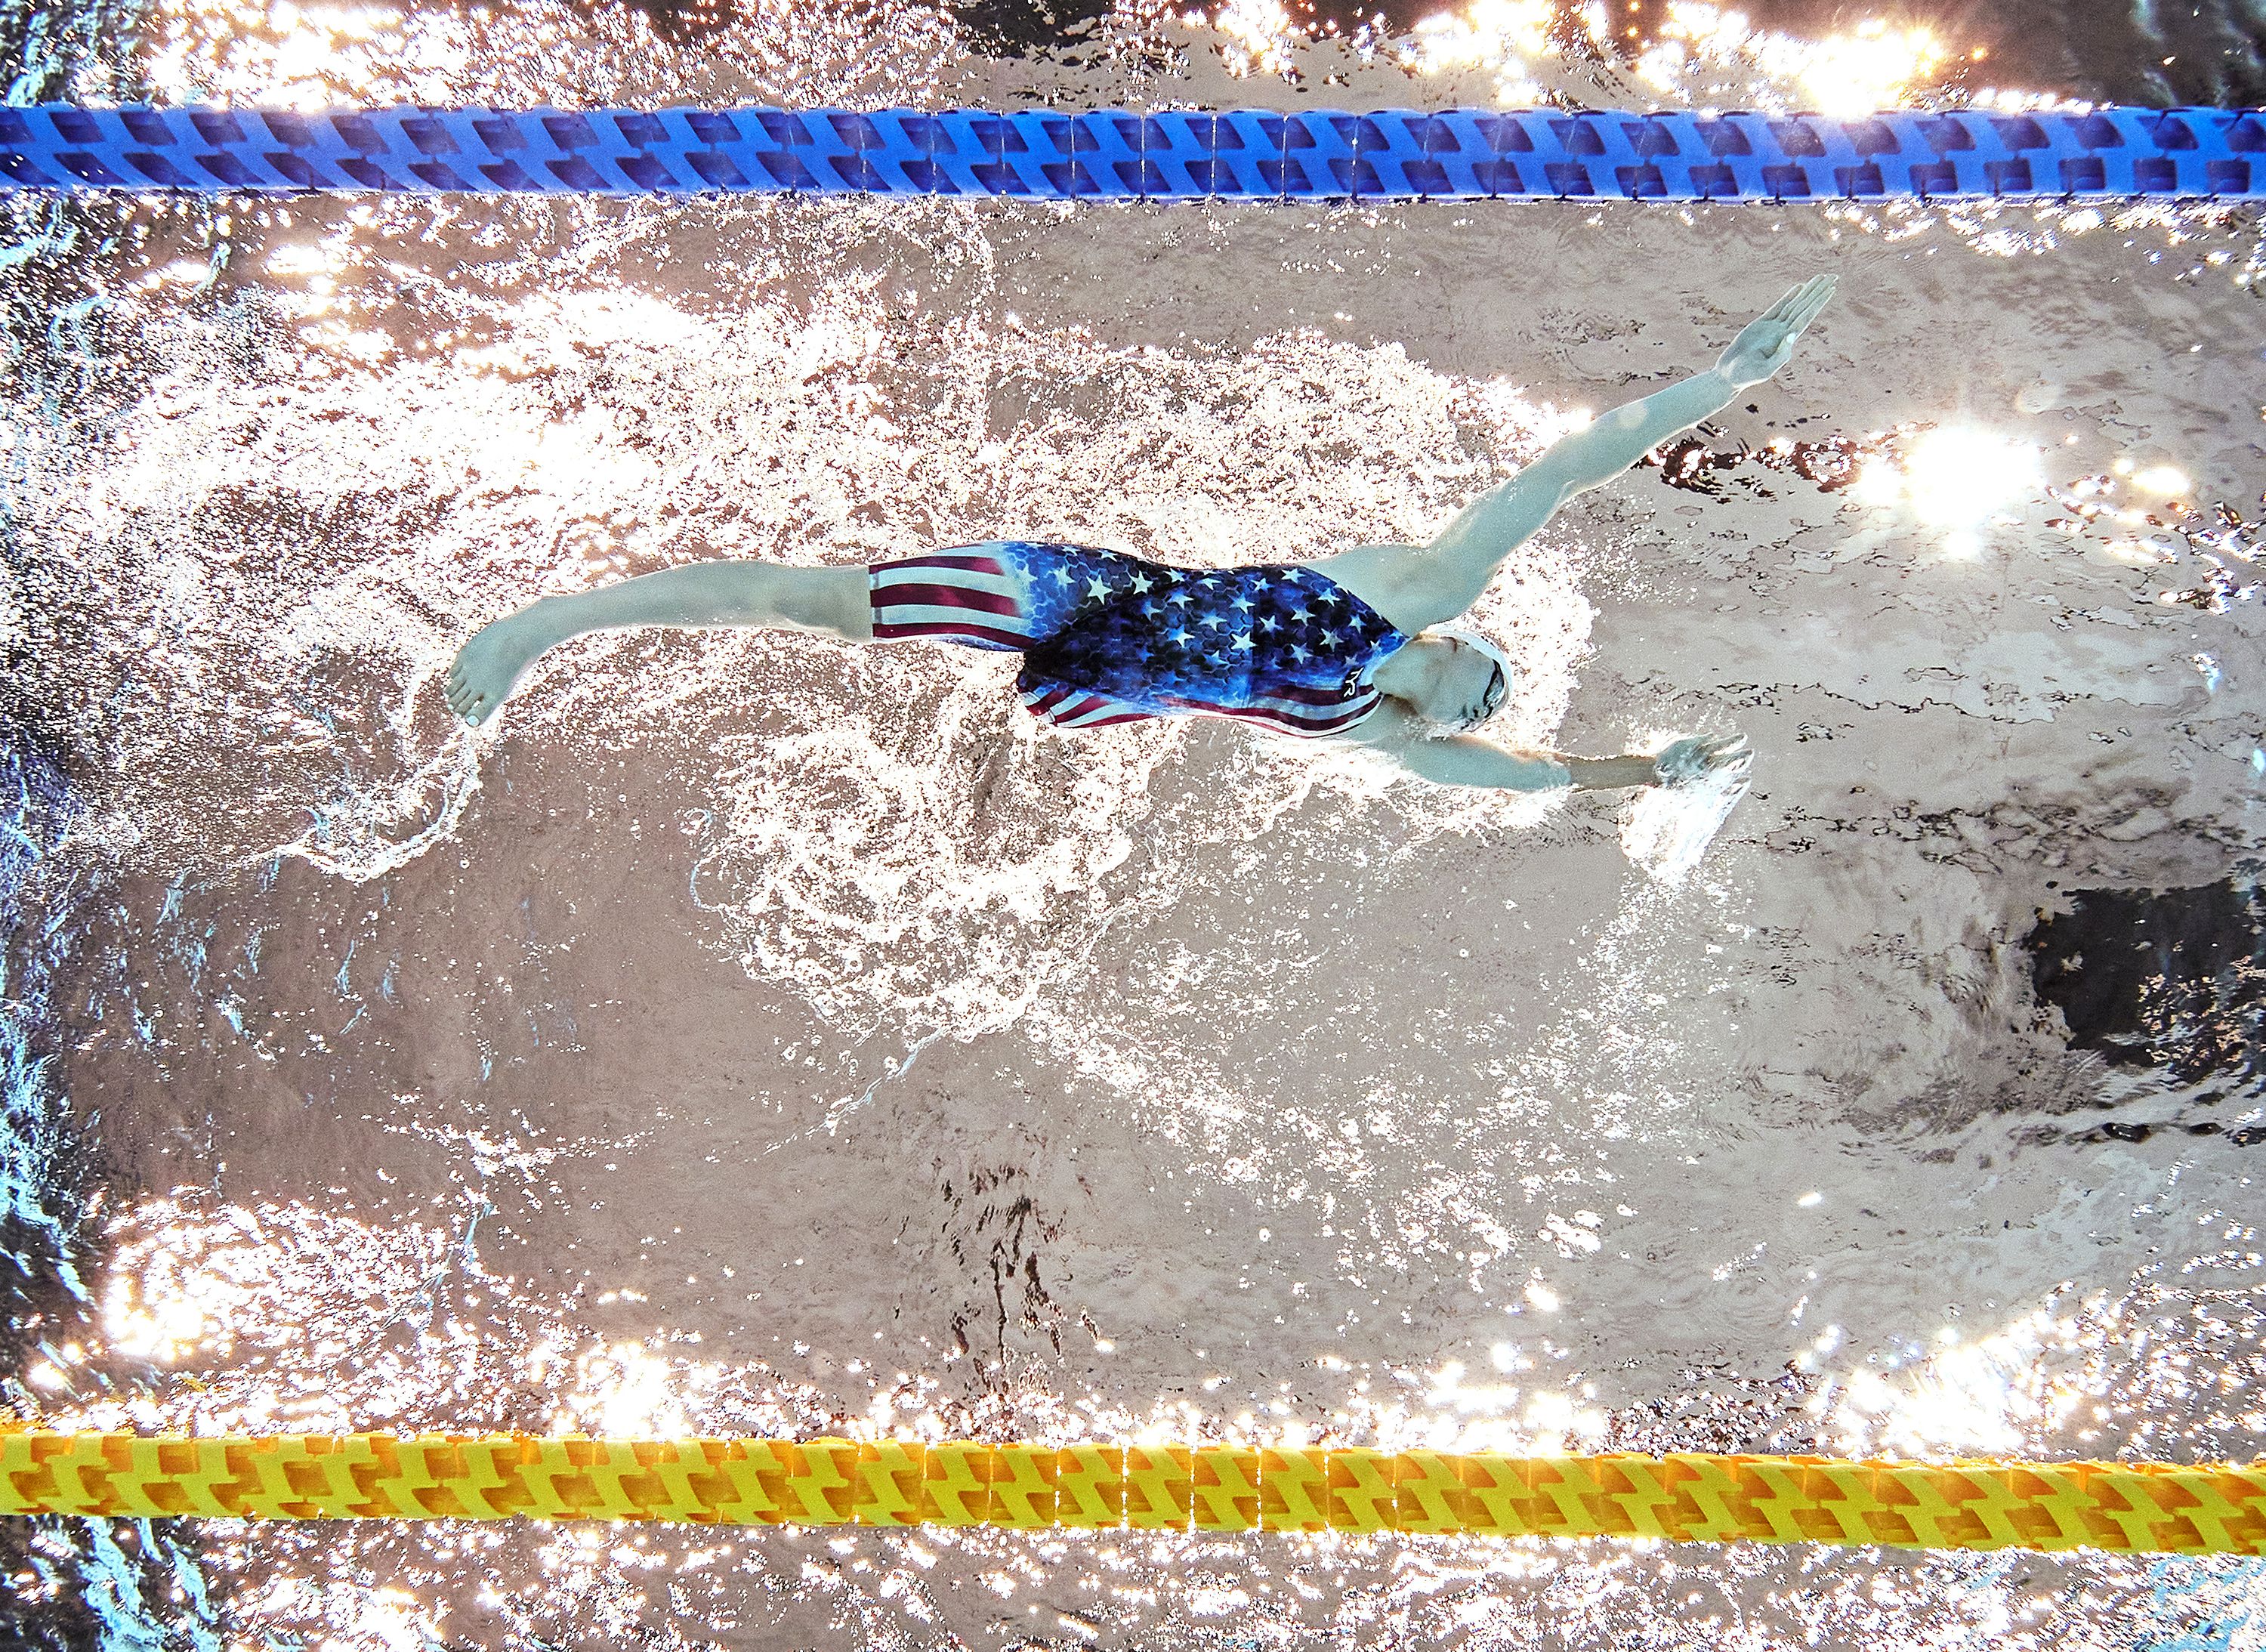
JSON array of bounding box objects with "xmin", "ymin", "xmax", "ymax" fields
[{"xmin": 868, "ymin": 541, "xmax": 1412, "ymax": 737}]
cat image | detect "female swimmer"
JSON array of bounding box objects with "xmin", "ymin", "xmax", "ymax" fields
[{"xmin": 448, "ymin": 276, "xmax": 1836, "ymax": 793}]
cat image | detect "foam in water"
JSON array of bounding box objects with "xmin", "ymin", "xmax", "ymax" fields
[{"xmin": 1619, "ymin": 737, "xmax": 1754, "ymax": 887}]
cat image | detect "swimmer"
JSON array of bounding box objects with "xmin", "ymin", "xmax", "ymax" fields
[{"xmin": 448, "ymin": 276, "xmax": 1835, "ymax": 792}]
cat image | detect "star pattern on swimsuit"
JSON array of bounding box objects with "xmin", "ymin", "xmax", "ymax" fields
[{"xmin": 999, "ymin": 541, "xmax": 1404, "ymax": 728}]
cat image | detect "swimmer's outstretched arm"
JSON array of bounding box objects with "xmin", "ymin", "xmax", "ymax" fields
[
  {"xmin": 446, "ymin": 559, "xmax": 871, "ymax": 726},
  {"xmin": 1341, "ymin": 702, "xmax": 1749, "ymax": 792},
  {"xmin": 1324, "ymin": 276, "xmax": 1836, "ymax": 630}
]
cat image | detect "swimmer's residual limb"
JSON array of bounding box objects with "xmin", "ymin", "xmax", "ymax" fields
[
  {"xmin": 5, "ymin": 1431, "xmax": 2263, "ymax": 1555},
  {"xmin": 4, "ymin": 105, "xmax": 2261, "ymax": 201}
]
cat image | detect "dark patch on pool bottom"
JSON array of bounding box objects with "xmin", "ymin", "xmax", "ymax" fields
[
  {"xmin": 943, "ymin": 0, "xmax": 1613, "ymax": 57},
  {"xmin": 948, "ymin": 0, "xmax": 1115, "ymax": 57},
  {"xmin": 0, "ymin": 1518, "xmax": 109, "ymax": 1652},
  {"xmin": 1601, "ymin": 1362, "xmax": 1821, "ymax": 1456},
  {"xmin": 937, "ymin": 1160, "xmax": 1085, "ymax": 1382},
  {"xmin": 2027, "ymin": 875, "xmax": 2266, "ymax": 1146}
]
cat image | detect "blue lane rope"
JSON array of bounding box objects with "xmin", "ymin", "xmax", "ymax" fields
[{"xmin": 4, "ymin": 105, "xmax": 2263, "ymax": 200}]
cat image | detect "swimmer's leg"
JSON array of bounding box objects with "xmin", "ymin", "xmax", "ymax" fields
[{"xmin": 446, "ymin": 560, "xmax": 871, "ymax": 727}]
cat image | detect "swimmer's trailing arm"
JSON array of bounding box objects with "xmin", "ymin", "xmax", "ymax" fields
[{"xmin": 1344, "ymin": 704, "xmax": 1748, "ymax": 792}]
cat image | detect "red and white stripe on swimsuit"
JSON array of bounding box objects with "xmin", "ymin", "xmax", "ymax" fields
[
  {"xmin": 869, "ymin": 551, "xmax": 1156, "ymax": 727},
  {"xmin": 866, "ymin": 551, "xmax": 1033, "ymax": 650},
  {"xmin": 1016, "ymin": 683, "xmax": 1159, "ymax": 730}
]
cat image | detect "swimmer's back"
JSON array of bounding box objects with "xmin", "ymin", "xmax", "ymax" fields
[{"xmin": 868, "ymin": 541, "xmax": 1412, "ymax": 736}]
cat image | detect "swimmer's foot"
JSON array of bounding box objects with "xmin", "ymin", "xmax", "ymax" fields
[{"xmin": 446, "ymin": 606, "xmax": 558, "ymax": 727}]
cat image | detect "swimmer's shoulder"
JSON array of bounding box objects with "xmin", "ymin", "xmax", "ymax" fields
[{"xmin": 1298, "ymin": 543, "xmax": 1438, "ymax": 634}]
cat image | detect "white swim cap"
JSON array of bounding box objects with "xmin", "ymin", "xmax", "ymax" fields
[{"xmin": 1427, "ymin": 625, "xmax": 1517, "ymax": 729}]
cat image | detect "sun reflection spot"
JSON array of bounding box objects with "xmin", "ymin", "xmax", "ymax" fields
[{"xmin": 1856, "ymin": 427, "xmax": 2042, "ymax": 557}]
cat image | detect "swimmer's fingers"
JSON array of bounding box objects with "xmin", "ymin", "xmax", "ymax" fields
[
  {"xmin": 1763, "ymin": 275, "xmax": 1835, "ymax": 332},
  {"xmin": 1743, "ymin": 283, "xmax": 1810, "ymax": 349},
  {"xmin": 1753, "ymin": 294, "xmax": 1825, "ymax": 367},
  {"xmin": 1757, "ymin": 278, "xmax": 1814, "ymax": 328},
  {"xmin": 1780, "ymin": 275, "xmax": 1836, "ymax": 342},
  {"xmin": 1721, "ymin": 276, "xmax": 1835, "ymax": 384}
]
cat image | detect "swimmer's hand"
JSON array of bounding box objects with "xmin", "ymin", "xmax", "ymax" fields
[
  {"xmin": 1714, "ymin": 275, "xmax": 1836, "ymax": 389},
  {"xmin": 1652, "ymin": 733, "xmax": 1751, "ymax": 786},
  {"xmin": 446, "ymin": 604, "xmax": 558, "ymax": 727}
]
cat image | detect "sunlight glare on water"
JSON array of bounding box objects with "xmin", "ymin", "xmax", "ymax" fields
[
  {"xmin": 1631, "ymin": 6, "xmax": 1956, "ymax": 116},
  {"xmin": 1852, "ymin": 425, "xmax": 2045, "ymax": 559}
]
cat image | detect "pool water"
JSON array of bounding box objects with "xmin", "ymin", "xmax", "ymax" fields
[{"xmin": 5, "ymin": 1, "xmax": 2266, "ymax": 1646}]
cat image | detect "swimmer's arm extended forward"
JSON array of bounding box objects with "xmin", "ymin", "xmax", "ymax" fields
[
  {"xmin": 447, "ymin": 559, "xmax": 871, "ymax": 725},
  {"xmin": 1320, "ymin": 276, "xmax": 1836, "ymax": 629},
  {"xmin": 1341, "ymin": 702, "xmax": 1749, "ymax": 792},
  {"xmin": 1508, "ymin": 277, "xmax": 1838, "ymax": 499}
]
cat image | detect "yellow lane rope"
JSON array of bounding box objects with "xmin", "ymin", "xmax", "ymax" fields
[{"xmin": 4, "ymin": 1434, "xmax": 2264, "ymax": 1552}]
